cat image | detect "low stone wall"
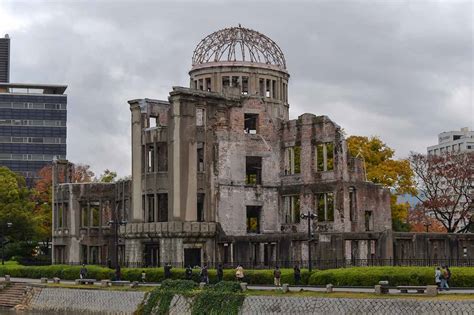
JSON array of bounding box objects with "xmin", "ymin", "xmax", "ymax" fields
[
  {"xmin": 240, "ymin": 296, "xmax": 474, "ymax": 314},
  {"xmin": 29, "ymin": 287, "xmax": 145, "ymax": 314}
]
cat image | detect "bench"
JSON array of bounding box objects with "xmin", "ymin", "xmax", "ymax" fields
[
  {"xmin": 110, "ymin": 280, "xmax": 131, "ymax": 286},
  {"xmin": 397, "ymin": 286, "xmax": 427, "ymax": 293},
  {"xmin": 397, "ymin": 285, "xmax": 438, "ymax": 296},
  {"xmin": 75, "ymin": 279, "xmax": 96, "ymax": 285}
]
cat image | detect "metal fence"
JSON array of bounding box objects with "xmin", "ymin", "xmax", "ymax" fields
[{"xmin": 49, "ymin": 258, "xmax": 474, "ymax": 269}]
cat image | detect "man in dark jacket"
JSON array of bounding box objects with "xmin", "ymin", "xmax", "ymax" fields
[
  {"xmin": 164, "ymin": 263, "xmax": 172, "ymax": 279},
  {"xmin": 185, "ymin": 266, "xmax": 193, "ymax": 280},
  {"xmin": 200, "ymin": 264, "xmax": 209, "ymax": 284},
  {"xmin": 293, "ymin": 265, "xmax": 301, "ymax": 285},
  {"xmin": 217, "ymin": 264, "xmax": 224, "ymax": 282}
]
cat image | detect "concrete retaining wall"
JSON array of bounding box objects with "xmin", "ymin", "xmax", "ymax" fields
[{"xmin": 29, "ymin": 287, "xmax": 145, "ymax": 314}]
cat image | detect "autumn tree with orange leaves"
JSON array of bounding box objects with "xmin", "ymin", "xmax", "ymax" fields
[
  {"xmin": 32, "ymin": 163, "xmax": 95, "ymax": 255},
  {"xmin": 409, "ymin": 152, "xmax": 473, "ymax": 233}
]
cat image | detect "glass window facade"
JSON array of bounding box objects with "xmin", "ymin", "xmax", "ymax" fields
[{"xmin": 0, "ymin": 92, "xmax": 67, "ymax": 186}]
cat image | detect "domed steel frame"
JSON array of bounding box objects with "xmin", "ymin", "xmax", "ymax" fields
[{"xmin": 192, "ymin": 26, "xmax": 287, "ymax": 70}]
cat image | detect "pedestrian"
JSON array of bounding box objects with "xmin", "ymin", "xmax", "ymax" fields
[
  {"xmin": 273, "ymin": 266, "xmax": 281, "ymax": 287},
  {"xmin": 115, "ymin": 265, "xmax": 122, "ymax": 281},
  {"xmin": 185, "ymin": 265, "xmax": 193, "ymax": 280},
  {"xmin": 200, "ymin": 264, "xmax": 209, "ymax": 284},
  {"xmin": 445, "ymin": 265, "xmax": 452, "ymax": 289},
  {"xmin": 293, "ymin": 265, "xmax": 301, "ymax": 285},
  {"xmin": 217, "ymin": 264, "xmax": 224, "ymax": 282},
  {"xmin": 80, "ymin": 264, "xmax": 88, "ymax": 279},
  {"xmin": 141, "ymin": 270, "xmax": 146, "ymax": 283},
  {"xmin": 235, "ymin": 265, "xmax": 244, "ymax": 282},
  {"xmin": 164, "ymin": 263, "xmax": 172, "ymax": 280},
  {"xmin": 435, "ymin": 267, "xmax": 441, "ymax": 289},
  {"xmin": 440, "ymin": 266, "xmax": 450, "ymax": 291}
]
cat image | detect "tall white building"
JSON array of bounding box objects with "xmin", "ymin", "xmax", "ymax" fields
[{"xmin": 427, "ymin": 127, "xmax": 474, "ymax": 155}]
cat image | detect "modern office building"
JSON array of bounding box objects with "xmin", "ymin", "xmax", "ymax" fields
[
  {"xmin": 0, "ymin": 35, "xmax": 10, "ymax": 83},
  {"xmin": 427, "ymin": 127, "xmax": 474, "ymax": 155},
  {"xmin": 0, "ymin": 35, "xmax": 67, "ymax": 186}
]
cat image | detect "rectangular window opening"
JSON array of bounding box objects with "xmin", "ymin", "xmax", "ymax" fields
[
  {"xmin": 231, "ymin": 76, "xmax": 239, "ymax": 88},
  {"xmin": 90, "ymin": 202, "xmax": 100, "ymax": 227},
  {"xmin": 222, "ymin": 76, "xmax": 230, "ymax": 88},
  {"xmin": 149, "ymin": 116, "xmax": 158, "ymax": 128},
  {"xmin": 205, "ymin": 78, "xmax": 211, "ymax": 91},
  {"xmin": 259, "ymin": 78, "xmax": 265, "ymax": 96},
  {"xmin": 146, "ymin": 145, "xmax": 155, "ymax": 173},
  {"xmin": 349, "ymin": 187, "xmax": 356, "ymax": 222},
  {"xmin": 285, "ymin": 146, "xmax": 301, "ymax": 174},
  {"xmin": 246, "ymin": 206, "xmax": 261, "ymax": 234},
  {"xmin": 197, "ymin": 142, "xmax": 205, "ymax": 172},
  {"xmin": 244, "ymin": 113, "xmax": 258, "ymax": 134},
  {"xmin": 242, "ymin": 77, "xmax": 249, "ymax": 94},
  {"xmin": 365, "ymin": 211, "xmax": 373, "ymax": 231},
  {"xmin": 283, "ymin": 195, "xmax": 300, "ymax": 224},
  {"xmin": 147, "ymin": 194, "xmax": 155, "ymax": 222},
  {"xmin": 157, "ymin": 142, "xmax": 168, "ymax": 172},
  {"xmin": 198, "ymin": 79, "xmax": 204, "ymax": 90},
  {"xmin": 265, "ymin": 79, "xmax": 271, "ymax": 97},
  {"xmin": 246, "ymin": 156, "xmax": 262, "ymax": 185},
  {"xmin": 197, "ymin": 193, "xmax": 205, "ymax": 222},
  {"xmin": 157, "ymin": 193, "xmax": 168, "ymax": 222},
  {"xmin": 316, "ymin": 192, "xmax": 334, "ymax": 222}
]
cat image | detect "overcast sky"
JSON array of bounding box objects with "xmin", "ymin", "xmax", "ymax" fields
[{"xmin": 1, "ymin": 0, "xmax": 472, "ymax": 177}]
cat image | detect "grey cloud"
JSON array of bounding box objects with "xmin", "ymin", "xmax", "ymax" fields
[{"xmin": 2, "ymin": 0, "xmax": 472, "ymax": 175}]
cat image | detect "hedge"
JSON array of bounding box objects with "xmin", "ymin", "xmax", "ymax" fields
[
  {"xmin": 308, "ymin": 267, "xmax": 474, "ymax": 287},
  {"xmin": 0, "ymin": 265, "xmax": 310, "ymax": 285}
]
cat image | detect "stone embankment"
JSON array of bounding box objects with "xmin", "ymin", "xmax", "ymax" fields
[{"xmin": 29, "ymin": 287, "xmax": 145, "ymax": 314}]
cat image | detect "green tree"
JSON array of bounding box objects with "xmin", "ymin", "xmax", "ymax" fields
[
  {"xmin": 346, "ymin": 136, "xmax": 416, "ymax": 231},
  {"xmin": 0, "ymin": 167, "xmax": 38, "ymax": 259},
  {"xmin": 98, "ymin": 169, "xmax": 117, "ymax": 183}
]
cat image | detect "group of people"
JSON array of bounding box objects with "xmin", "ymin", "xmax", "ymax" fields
[
  {"xmin": 234, "ymin": 265, "xmax": 302, "ymax": 286},
  {"xmin": 435, "ymin": 265, "xmax": 451, "ymax": 291}
]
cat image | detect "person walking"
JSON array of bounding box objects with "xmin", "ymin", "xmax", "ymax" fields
[
  {"xmin": 200, "ymin": 264, "xmax": 209, "ymax": 284},
  {"xmin": 80, "ymin": 264, "xmax": 88, "ymax": 279},
  {"xmin": 435, "ymin": 267, "xmax": 442, "ymax": 289},
  {"xmin": 235, "ymin": 265, "xmax": 244, "ymax": 282},
  {"xmin": 445, "ymin": 265, "xmax": 452, "ymax": 289},
  {"xmin": 164, "ymin": 263, "xmax": 172, "ymax": 280},
  {"xmin": 185, "ymin": 265, "xmax": 193, "ymax": 280},
  {"xmin": 293, "ymin": 265, "xmax": 301, "ymax": 285},
  {"xmin": 141, "ymin": 270, "xmax": 146, "ymax": 283},
  {"xmin": 440, "ymin": 266, "xmax": 450, "ymax": 291},
  {"xmin": 273, "ymin": 266, "xmax": 281, "ymax": 287},
  {"xmin": 217, "ymin": 264, "xmax": 224, "ymax": 282}
]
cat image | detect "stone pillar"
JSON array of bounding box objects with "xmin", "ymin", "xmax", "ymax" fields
[{"xmin": 129, "ymin": 101, "xmax": 144, "ymax": 222}]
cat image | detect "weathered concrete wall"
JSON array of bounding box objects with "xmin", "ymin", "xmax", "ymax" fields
[
  {"xmin": 239, "ymin": 296, "xmax": 474, "ymax": 314},
  {"xmin": 29, "ymin": 287, "xmax": 145, "ymax": 315}
]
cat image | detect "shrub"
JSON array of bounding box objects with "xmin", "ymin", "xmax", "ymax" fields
[
  {"xmin": 192, "ymin": 291, "xmax": 244, "ymax": 315},
  {"xmin": 210, "ymin": 281, "xmax": 241, "ymax": 292},
  {"xmin": 308, "ymin": 267, "xmax": 474, "ymax": 287}
]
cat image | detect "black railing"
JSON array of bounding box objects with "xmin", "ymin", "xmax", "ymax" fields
[{"xmin": 53, "ymin": 258, "xmax": 474, "ymax": 270}]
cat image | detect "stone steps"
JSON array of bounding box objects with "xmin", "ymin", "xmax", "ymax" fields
[{"xmin": 0, "ymin": 282, "xmax": 27, "ymax": 308}]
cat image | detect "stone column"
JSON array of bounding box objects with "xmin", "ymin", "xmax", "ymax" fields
[{"xmin": 129, "ymin": 101, "xmax": 144, "ymax": 222}]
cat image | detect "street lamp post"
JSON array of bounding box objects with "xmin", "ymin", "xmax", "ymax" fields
[
  {"xmin": 1, "ymin": 222, "xmax": 13, "ymax": 265},
  {"xmin": 300, "ymin": 211, "xmax": 316, "ymax": 272},
  {"xmin": 108, "ymin": 219, "xmax": 127, "ymax": 280}
]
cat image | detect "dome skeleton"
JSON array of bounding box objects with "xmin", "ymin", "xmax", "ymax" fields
[{"xmin": 192, "ymin": 26, "xmax": 286, "ymax": 70}]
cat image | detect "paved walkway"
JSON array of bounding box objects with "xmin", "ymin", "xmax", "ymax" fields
[{"xmin": 8, "ymin": 277, "xmax": 474, "ymax": 294}]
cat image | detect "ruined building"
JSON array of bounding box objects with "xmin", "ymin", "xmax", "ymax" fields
[{"xmin": 52, "ymin": 26, "xmax": 473, "ymax": 267}]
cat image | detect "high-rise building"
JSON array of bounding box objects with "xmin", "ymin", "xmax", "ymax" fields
[
  {"xmin": 427, "ymin": 127, "xmax": 474, "ymax": 155},
  {"xmin": 0, "ymin": 34, "xmax": 10, "ymax": 83},
  {"xmin": 0, "ymin": 36, "xmax": 67, "ymax": 186}
]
